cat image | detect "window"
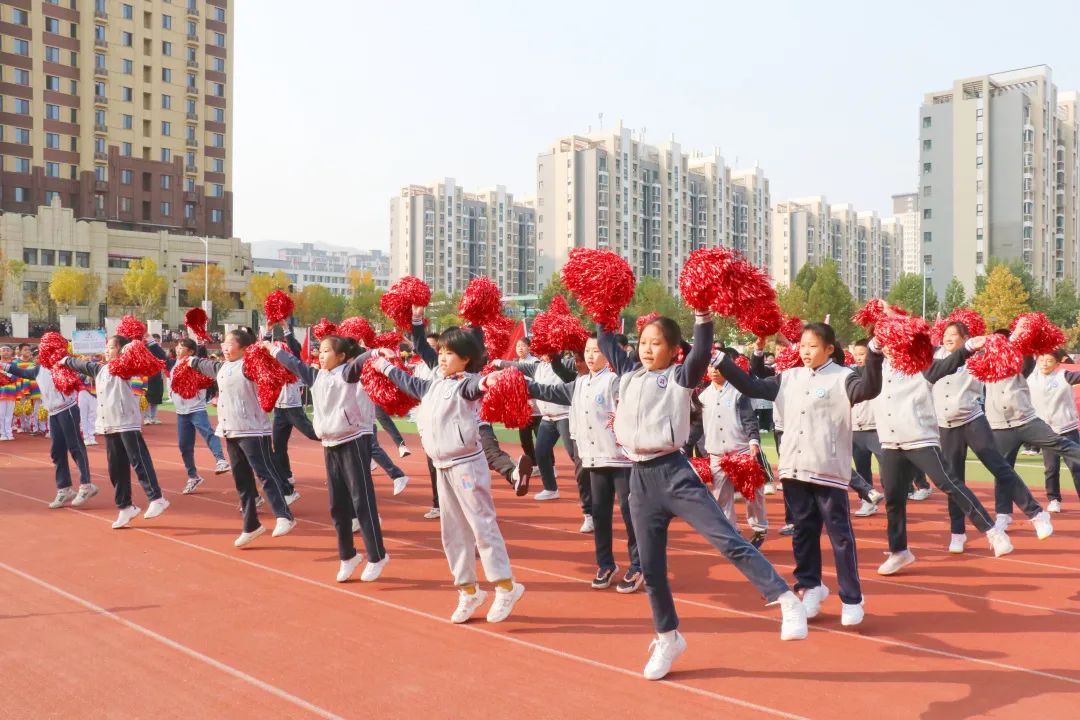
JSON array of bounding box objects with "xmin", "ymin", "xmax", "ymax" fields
[
  {"xmin": 121, "ymin": 142, "xmax": 132, "ymax": 156},
  {"xmin": 185, "ymin": 178, "xmax": 195, "ymax": 192},
  {"xmin": 211, "ymin": 184, "xmax": 224, "ymax": 197},
  {"xmin": 162, "ymin": 94, "xmax": 172, "ymax": 109},
  {"xmin": 211, "ymin": 158, "xmax": 224, "ymax": 172},
  {"xmin": 213, "ymin": 56, "xmax": 225, "ymax": 72},
  {"xmin": 923, "ymin": 185, "xmax": 932, "ymax": 198},
  {"xmin": 211, "ymin": 209, "xmax": 223, "ymax": 223},
  {"xmin": 185, "ymin": 151, "xmax": 196, "ymax": 166},
  {"xmin": 12, "ymin": 8, "xmax": 28, "ymax": 24},
  {"xmin": 123, "ymin": 4, "xmax": 133, "ymax": 19},
  {"xmin": 922, "ymin": 162, "xmax": 932, "ymax": 173},
  {"xmin": 923, "ymin": 208, "xmax": 932, "ymax": 219},
  {"xmin": 14, "ymin": 99, "xmax": 30, "ymax": 114},
  {"xmin": 95, "ymin": 165, "xmax": 107, "ymax": 181},
  {"xmin": 215, "ymin": 6, "xmax": 226, "ymax": 22},
  {"xmin": 161, "ymin": 148, "xmax": 171, "ymax": 162},
  {"xmin": 46, "ymin": 162, "xmax": 61, "ymax": 178},
  {"xmin": 187, "ymin": 20, "xmax": 197, "ymax": 35},
  {"xmin": 162, "ymin": 68, "xmax": 172, "ymax": 83},
  {"xmin": 923, "ymin": 231, "xmax": 932, "ymax": 243},
  {"xmin": 187, "ymin": 98, "xmax": 197, "ymax": 114},
  {"xmin": 122, "ymin": 32, "xmax": 133, "ymax": 46},
  {"xmin": 122, "ymin": 86, "xmax": 133, "ymax": 101},
  {"xmin": 15, "ymin": 128, "xmax": 30, "ymax": 144},
  {"xmin": 161, "ymin": 175, "xmax": 172, "ymax": 190},
  {"xmin": 58, "ymin": 251, "xmax": 72, "ymax": 267},
  {"xmin": 122, "ymin": 114, "xmax": 133, "ymax": 129},
  {"xmin": 94, "ymin": 81, "xmax": 106, "ymax": 97},
  {"xmin": 45, "ymin": 17, "xmax": 61, "ymax": 33},
  {"xmin": 184, "ymin": 202, "xmax": 195, "ymax": 219},
  {"xmin": 13, "ymin": 187, "xmax": 29, "ymax": 202},
  {"xmin": 46, "ymin": 104, "xmax": 61, "ymax": 120},
  {"xmin": 23, "ymin": 249, "xmax": 38, "ymax": 265},
  {"xmin": 12, "ymin": 68, "xmax": 30, "ymax": 85},
  {"xmin": 120, "ymin": 169, "xmax": 133, "ymax": 185},
  {"xmin": 214, "ymin": 32, "xmax": 226, "ymax": 48},
  {"xmin": 120, "ymin": 197, "xmax": 132, "ymax": 212},
  {"xmin": 95, "ymin": 23, "xmax": 106, "ymax": 40},
  {"xmin": 163, "ymin": 15, "xmax": 173, "ymax": 29},
  {"xmin": 76, "ymin": 252, "xmax": 90, "ymax": 269},
  {"xmin": 13, "ymin": 38, "xmax": 29, "ymax": 55},
  {"xmin": 46, "ymin": 133, "xmax": 61, "ymax": 149},
  {"xmin": 976, "ymin": 108, "xmax": 984, "ymax": 118},
  {"xmin": 14, "ymin": 158, "xmax": 30, "ymax": 173},
  {"xmin": 922, "ymin": 139, "xmax": 932, "ymax": 151},
  {"xmin": 162, "ymin": 41, "xmax": 173, "ymax": 56},
  {"xmin": 922, "ymin": 116, "xmax": 931, "ymax": 128},
  {"xmin": 40, "ymin": 250, "xmax": 55, "ymax": 266},
  {"xmin": 213, "ymin": 107, "xmax": 225, "ymax": 123},
  {"xmin": 211, "ymin": 82, "xmax": 224, "ymax": 97},
  {"xmin": 108, "ymin": 257, "xmax": 132, "ymax": 269},
  {"xmin": 94, "ymin": 52, "xmax": 106, "ymax": 69},
  {"xmin": 976, "ymin": 157, "xmax": 983, "ymax": 167},
  {"xmin": 976, "ymin": 132, "xmax": 984, "ymax": 143},
  {"xmin": 46, "ymin": 75, "xmax": 61, "ymax": 91},
  {"xmin": 45, "ymin": 46, "xmax": 60, "ymax": 63},
  {"xmin": 162, "ymin": 121, "xmax": 172, "ymax": 136},
  {"xmin": 187, "ymin": 73, "xmax": 196, "ymax": 87},
  {"xmin": 212, "ymin": 133, "xmax": 225, "ymax": 148},
  {"xmin": 160, "ymin": 202, "xmax": 172, "ymax": 216},
  {"xmin": 976, "ymin": 204, "xmax": 984, "ymax": 215},
  {"xmin": 69, "ymin": 79, "xmax": 78, "ymax": 94}
]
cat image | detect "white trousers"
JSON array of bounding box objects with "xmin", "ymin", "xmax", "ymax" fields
[{"xmin": 437, "ymin": 453, "xmax": 512, "ymax": 586}]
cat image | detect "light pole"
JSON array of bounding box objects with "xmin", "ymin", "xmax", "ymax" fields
[
  {"xmin": 198, "ymin": 236, "xmax": 212, "ymax": 319},
  {"xmin": 921, "ymin": 258, "xmax": 932, "ymax": 317}
]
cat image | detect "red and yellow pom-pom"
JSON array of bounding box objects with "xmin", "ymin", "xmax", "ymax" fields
[
  {"xmin": 243, "ymin": 344, "xmax": 297, "ymax": 412},
  {"xmin": 1009, "ymin": 312, "xmax": 1066, "ymax": 356},
  {"xmin": 689, "ymin": 456, "xmax": 713, "ymax": 485},
  {"xmin": 337, "ymin": 317, "xmax": 376, "ymax": 347},
  {"xmin": 170, "ymin": 357, "xmax": 214, "ymax": 399},
  {"xmin": 561, "ymin": 248, "xmax": 635, "ymax": 332},
  {"xmin": 774, "ymin": 344, "xmax": 803, "ymax": 373},
  {"xmin": 480, "ymin": 367, "xmax": 533, "ymax": 429},
  {"xmin": 50, "ymin": 365, "xmax": 81, "ymax": 396},
  {"xmin": 530, "ymin": 295, "xmax": 588, "ymax": 356},
  {"xmin": 380, "ymin": 276, "xmax": 432, "ymax": 331},
  {"xmin": 481, "ymin": 315, "xmax": 515, "ymax": 360},
  {"xmin": 109, "ymin": 341, "xmax": 165, "ymax": 380},
  {"xmin": 116, "ymin": 315, "xmax": 146, "ymax": 340},
  {"xmin": 967, "ymin": 334, "xmax": 1024, "ymax": 382},
  {"xmin": 636, "ymin": 312, "xmax": 661, "ymax": 335},
  {"xmin": 736, "ymin": 303, "xmax": 783, "ymax": 338},
  {"xmin": 264, "ymin": 289, "xmax": 295, "ymax": 325},
  {"xmin": 719, "ymin": 452, "xmax": 767, "ymax": 501},
  {"xmin": 875, "ymin": 315, "xmax": 934, "ymax": 374},
  {"xmin": 37, "ymin": 331, "xmax": 70, "ymax": 369},
  {"xmin": 311, "ymin": 318, "xmax": 338, "ymax": 342},
  {"xmin": 360, "ymin": 358, "xmax": 419, "ymax": 416},
  {"xmin": 780, "ymin": 315, "xmax": 803, "ymax": 343},
  {"xmin": 184, "ymin": 307, "xmax": 212, "ymax": 344},
  {"xmin": 459, "ymin": 276, "xmax": 503, "ymax": 326}
]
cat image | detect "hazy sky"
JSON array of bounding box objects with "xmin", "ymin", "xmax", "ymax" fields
[{"xmin": 232, "ymin": 0, "xmax": 1080, "ymax": 252}]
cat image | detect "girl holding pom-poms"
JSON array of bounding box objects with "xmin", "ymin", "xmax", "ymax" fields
[
  {"xmin": 167, "ymin": 338, "xmax": 231, "ymax": 495},
  {"xmin": 1029, "ymin": 349, "xmax": 1080, "ymax": 512}
]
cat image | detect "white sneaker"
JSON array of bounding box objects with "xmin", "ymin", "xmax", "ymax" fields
[
  {"xmin": 1048, "ymin": 499, "xmax": 1062, "ymax": 513},
  {"xmin": 424, "ymin": 507, "xmax": 441, "ymax": 519},
  {"xmin": 85, "ymin": 438, "xmax": 98, "ymax": 446},
  {"xmin": 370, "ymin": 461, "xmax": 378, "ymax": 472},
  {"xmin": 763, "ymin": 482, "xmax": 777, "ymax": 495},
  {"xmin": 987, "ymin": 527, "xmax": 1013, "ymax": 557},
  {"xmin": 533, "ymin": 489, "xmax": 560, "ymax": 501},
  {"xmin": 111, "ymin": 505, "xmax": 141, "ymax": 529},
  {"xmin": 272, "ymin": 517, "xmax": 296, "ymax": 537},
  {"xmin": 776, "ymin": 590, "xmax": 809, "ymax": 640},
  {"xmin": 642, "ymin": 631, "xmax": 687, "ymax": 681},
  {"xmin": 450, "ymin": 589, "xmax": 489, "ymax": 624},
  {"xmin": 1031, "ymin": 511, "xmax": 1053, "ymax": 540},
  {"xmin": 214, "ymin": 459, "xmax": 231, "ymax": 475},
  {"xmin": 868, "ymin": 489, "xmax": 885, "ymax": 504},
  {"xmin": 801, "ymin": 584, "xmax": 830, "ymax": 619},
  {"xmin": 948, "ymin": 533, "xmax": 967, "ymax": 554},
  {"xmin": 841, "ymin": 602, "xmax": 865, "ymax": 627},
  {"xmin": 397, "ymin": 444, "xmax": 411, "ymax": 458},
  {"xmin": 352, "ymin": 518, "xmax": 361, "ymax": 533},
  {"xmin": 182, "ymin": 476, "xmax": 204, "ymax": 495},
  {"xmin": 994, "ymin": 514, "xmax": 1013, "ymax": 531},
  {"xmin": 909, "ymin": 487, "xmax": 932, "ymax": 501},
  {"xmin": 1021, "ymin": 448, "xmax": 1039, "ymax": 456},
  {"xmin": 361, "ymin": 553, "xmax": 390, "ymax": 582},
  {"xmin": 877, "ymin": 549, "xmax": 916, "ymax": 575},
  {"xmin": 234, "ymin": 525, "xmax": 266, "ymax": 547},
  {"xmin": 392, "ymin": 475, "xmax": 409, "ymax": 496},
  {"xmin": 854, "ymin": 499, "xmax": 878, "ymax": 517},
  {"xmin": 580, "ymin": 514, "xmax": 594, "ymax": 533},
  {"xmin": 71, "ymin": 483, "xmax": 99, "ymax": 507},
  {"xmin": 336, "ymin": 553, "xmax": 363, "ymax": 582},
  {"xmin": 284, "ymin": 491, "xmax": 300, "ymax": 506},
  {"xmin": 486, "ymin": 582, "xmax": 525, "ymax": 623},
  {"xmin": 143, "ymin": 497, "xmax": 170, "ymax": 519},
  {"xmin": 48, "ymin": 488, "xmax": 77, "ymax": 509}
]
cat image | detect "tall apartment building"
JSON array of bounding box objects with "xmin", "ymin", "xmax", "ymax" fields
[
  {"xmin": 0, "ymin": 0, "xmax": 233, "ymax": 239},
  {"xmin": 891, "ymin": 192, "xmax": 920, "ymax": 275},
  {"xmin": 389, "ymin": 179, "xmax": 536, "ymax": 297},
  {"xmin": 919, "ymin": 66, "xmax": 1080, "ymax": 297},
  {"xmin": 535, "ymin": 123, "xmax": 770, "ymax": 296}
]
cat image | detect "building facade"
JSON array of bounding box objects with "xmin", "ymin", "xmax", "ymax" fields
[
  {"xmin": 891, "ymin": 192, "xmax": 921, "ymax": 276},
  {"xmin": 0, "ymin": 199, "xmax": 251, "ymax": 328},
  {"xmin": 253, "ymin": 243, "xmax": 391, "ymax": 296},
  {"xmin": 389, "ymin": 180, "xmax": 536, "ymax": 297},
  {"xmin": 0, "ymin": 0, "xmax": 233, "ymax": 240},
  {"xmin": 919, "ymin": 66, "xmax": 1080, "ymax": 297}
]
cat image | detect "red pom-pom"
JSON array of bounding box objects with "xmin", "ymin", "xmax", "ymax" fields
[
  {"xmin": 967, "ymin": 334, "xmax": 1024, "ymax": 383},
  {"xmin": 736, "ymin": 303, "xmax": 783, "ymax": 338},
  {"xmin": 774, "ymin": 345, "xmax": 803, "ymax": 373},
  {"xmin": 679, "ymin": 248, "xmax": 775, "ymax": 317},
  {"xmin": 360, "ymin": 358, "xmax": 419, "ymax": 416},
  {"xmin": 243, "ymin": 344, "xmax": 297, "ymax": 412},
  {"xmin": 169, "ymin": 357, "xmax": 214, "ymax": 399},
  {"xmin": 930, "ymin": 317, "xmax": 949, "ymax": 346},
  {"xmin": 480, "ymin": 367, "xmax": 533, "ymax": 429},
  {"xmin": 851, "ymin": 299, "xmax": 886, "ymax": 328},
  {"xmin": 0, "ymin": 367, "xmax": 13, "ymax": 386},
  {"xmin": 115, "ymin": 315, "xmax": 146, "ymax": 340},
  {"xmin": 734, "ymin": 355, "xmax": 750, "ymax": 372},
  {"xmin": 1009, "ymin": 312, "xmax": 1066, "ymax": 356},
  {"xmin": 108, "ymin": 341, "xmax": 165, "ymax": 380},
  {"xmin": 311, "ymin": 318, "xmax": 338, "ymax": 342},
  {"xmin": 459, "ymin": 276, "xmax": 503, "ymax": 326},
  {"xmin": 680, "ymin": 248, "xmax": 732, "ymax": 313},
  {"xmin": 875, "ymin": 315, "xmax": 934, "ymax": 374},
  {"xmin": 780, "ymin": 315, "xmax": 804, "ymax": 343},
  {"xmin": 184, "ymin": 307, "xmax": 212, "ymax": 344},
  {"xmin": 264, "ymin": 290, "xmax": 295, "ymax": 325},
  {"xmin": 482, "ymin": 315, "xmax": 515, "ymax": 360},
  {"xmin": 50, "ymin": 365, "xmax": 81, "ymax": 395},
  {"xmin": 636, "ymin": 312, "xmax": 661, "ymax": 335},
  {"xmin": 37, "ymin": 332, "xmax": 70, "ymax": 369},
  {"xmin": 337, "ymin": 317, "xmax": 376, "ymax": 347},
  {"xmin": 561, "ymin": 248, "xmax": 635, "ymax": 332},
  {"xmin": 380, "ymin": 276, "xmax": 432, "ymax": 331},
  {"xmin": 371, "ymin": 331, "xmax": 404, "ymax": 350},
  {"xmin": 945, "ymin": 308, "xmax": 987, "ymax": 338},
  {"xmin": 843, "ymin": 350, "xmax": 856, "ymax": 367},
  {"xmin": 690, "ymin": 456, "xmax": 713, "ymax": 485},
  {"xmin": 718, "ymin": 452, "xmax": 767, "ymax": 501},
  {"xmin": 530, "ymin": 295, "xmax": 588, "ymax": 356}
]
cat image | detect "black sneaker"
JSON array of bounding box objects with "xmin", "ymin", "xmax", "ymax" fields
[
  {"xmin": 616, "ymin": 569, "xmax": 644, "ymax": 594},
  {"xmin": 591, "ymin": 565, "xmax": 618, "ymax": 589},
  {"xmin": 750, "ymin": 530, "xmax": 767, "ymax": 549}
]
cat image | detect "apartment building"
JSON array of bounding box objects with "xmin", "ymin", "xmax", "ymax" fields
[{"xmin": 253, "ymin": 244, "xmax": 391, "ymax": 296}]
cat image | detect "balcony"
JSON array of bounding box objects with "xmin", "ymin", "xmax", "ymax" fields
[
  {"xmin": 184, "ymin": 215, "xmax": 198, "ymax": 228},
  {"xmin": 94, "ymin": 151, "xmax": 108, "ymax": 161},
  {"xmin": 94, "ymin": 65, "xmax": 108, "ymax": 77},
  {"xmin": 95, "ymin": 9, "xmax": 107, "ymax": 20},
  {"xmin": 186, "ymin": 138, "xmax": 199, "ymax": 148},
  {"xmin": 186, "ymin": 59, "xmax": 199, "ymax": 69},
  {"xmin": 186, "ymin": 85, "xmax": 199, "ymax": 96},
  {"xmin": 94, "ymin": 123, "xmax": 107, "ymax": 133},
  {"xmin": 186, "ymin": 111, "xmax": 198, "ymax": 121},
  {"xmin": 187, "ymin": 6, "xmax": 200, "ymax": 17},
  {"xmin": 95, "ymin": 180, "xmax": 109, "ymax": 192},
  {"xmin": 184, "ymin": 191, "xmax": 199, "ymax": 202},
  {"xmin": 94, "ymin": 38, "xmax": 108, "ymax": 48},
  {"xmin": 187, "ymin": 33, "xmax": 199, "ymax": 43},
  {"xmin": 185, "ymin": 164, "xmax": 197, "ymax": 174},
  {"xmin": 94, "ymin": 94, "xmax": 108, "ymax": 106}
]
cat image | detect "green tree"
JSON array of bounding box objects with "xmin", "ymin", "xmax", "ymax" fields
[
  {"xmin": 293, "ymin": 284, "xmax": 346, "ymax": 325},
  {"xmin": 182, "ymin": 264, "xmax": 239, "ymax": 325},
  {"xmin": 425, "ymin": 290, "xmax": 463, "ymax": 331},
  {"xmin": 775, "ymin": 283, "xmax": 808, "ymax": 319},
  {"xmin": 794, "ymin": 263, "xmax": 819, "ymax": 295},
  {"xmin": 976, "ymin": 258, "xmax": 1049, "ymax": 312},
  {"xmin": 49, "ymin": 268, "xmax": 99, "ymax": 312},
  {"xmin": 626, "ymin": 276, "xmax": 693, "ymax": 337},
  {"xmin": 1048, "ymin": 279, "xmax": 1080, "ymax": 330},
  {"xmin": 942, "ymin": 277, "xmax": 967, "ymax": 315},
  {"xmin": 887, "ymin": 272, "xmax": 938, "ymax": 317},
  {"xmin": 973, "ymin": 264, "xmax": 1029, "ymax": 328},
  {"xmin": 246, "ymin": 270, "xmax": 292, "ymax": 312},
  {"xmin": 803, "ymin": 259, "xmax": 857, "ymax": 342},
  {"xmin": 345, "ymin": 272, "xmax": 385, "ymax": 324},
  {"xmin": 537, "ymin": 274, "xmax": 588, "ymax": 324},
  {"xmin": 121, "ymin": 257, "xmax": 168, "ymax": 319}
]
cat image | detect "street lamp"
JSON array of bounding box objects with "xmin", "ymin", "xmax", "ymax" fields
[{"xmin": 197, "ymin": 236, "xmax": 212, "ymax": 319}]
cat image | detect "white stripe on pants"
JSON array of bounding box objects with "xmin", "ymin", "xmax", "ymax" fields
[
  {"xmin": 78, "ymin": 392, "xmax": 96, "ymax": 438},
  {"xmin": 436, "ymin": 454, "xmax": 512, "ymax": 586},
  {"xmin": 0, "ymin": 400, "xmax": 13, "ymax": 438},
  {"xmin": 710, "ymin": 455, "xmax": 768, "ymax": 532}
]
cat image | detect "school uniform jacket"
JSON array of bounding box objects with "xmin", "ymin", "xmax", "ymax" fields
[
  {"xmin": 504, "ymin": 357, "xmax": 578, "ymax": 421},
  {"xmin": 189, "ymin": 357, "xmax": 272, "ymax": 439},
  {"xmin": 1028, "ymin": 367, "xmax": 1080, "ymax": 434},
  {"xmin": 931, "ymin": 346, "xmax": 985, "ymax": 429},
  {"xmin": 271, "ymin": 347, "xmax": 374, "ymax": 446},
  {"xmin": 698, "ymin": 382, "xmax": 760, "ymax": 456},
  {"xmin": 872, "ymin": 345, "xmax": 973, "ymax": 450},
  {"xmin": 985, "ymin": 356, "xmax": 1039, "ymax": 430},
  {"xmin": 62, "ymin": 357, "xmax": 142, "ymax": 434}
]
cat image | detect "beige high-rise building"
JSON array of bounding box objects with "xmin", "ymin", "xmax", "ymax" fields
[
  {"xmin": 891, "ymin": 192, "xmax": 921, "ymax": 276},
  {"xmin": 919, "ymin": 66, "xmax": 1080, "ymax": 297},
  {"xmin": 535, "ymin": 123, "xmax": 770, "ymax": 296},
  {"xmin": 389, "ymin": 179, "xmax": 536, "ymax": 297},
  {"xmin": 1, "ymin": 0, "xmax": 233, "ymax": 238}
]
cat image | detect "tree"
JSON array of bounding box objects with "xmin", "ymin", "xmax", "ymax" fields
[
  {"xmin": 976, "ymin": 257, "xmax": 1049, "ymax": 313},
  {"xmin": 246, "ymin": 270, "xmax": 292, "ymax": 311},
  {"xmin": 121, "ymin": 257, "xmax": 168, "ymax": 319},
  {"xmin": 537, "ymin": 274, "xmax": 589, "ymax": 324},
  {"xmin": 887, "ymin": 272, "xmax": 937, "ymax": 317},
  {"xmin": 25, "ymin": 285, "xmax": 53, "ymax": 321},
  {"xmin": 794, "ymin": 263, "xmax": 819, "ymax": 295},
  {"xmin": 626, "ymin": 276, "xmax": 693, "ymax": 337},
  {"xmin": 942, "ymin": 277, "xmax": 967, "ymax": 315},
  {"xmin": 5, "ymin": 258, "xmax": 26, "ymax": 308},
  {"xmin": 293, "ymin": 284, "xmax": 345, "ymax": 325},
  {"xmin": 776, "ymin": 283, "xmax": 808, "ymax": 319},
  {"xmin": 182, "ymin": 264, "xmax": 238, "ymax": 326},
  {"xmin": 423, "ymin": 290, "xmax": 463, "ymax": 331},
  {"xmin": 803, "ymin": 259, "xmax": 858, "ymax": 342},
  {"xmin": 49, "ymin": 268, "xmax": 99, "ymax": 312},
  {"xmin": 105, "ymin": 281, "xmax": 134, "ymax": 313},
  {"xmin": 1048, "ymin": 279, "xmax": 1080, "ymax": 330},
  {"xmin": 973, "ymin": 264, "xmax": 1029, "ymax": 328},
  {"xmin": 345, "ymin": 273, "xmax": 385, "ymax": 324}
]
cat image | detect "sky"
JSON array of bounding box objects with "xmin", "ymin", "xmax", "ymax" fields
[{"xmin": 232, "ymin": 0, "xmax": 1080, "ymax": 253}]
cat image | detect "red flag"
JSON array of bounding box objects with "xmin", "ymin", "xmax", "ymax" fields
[
  {"xmin": 503, "ymin": 320, "xmax": 527, "ymax": 361},
  {"xmin": 301, "ymin": 327, "xmax": 312, "ymax": 363}
]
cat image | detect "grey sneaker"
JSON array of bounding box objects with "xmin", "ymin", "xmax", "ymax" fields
[
  {"xmin": 182, "ymin": 476, "xmax": 205, "ymax": 495},
  {"xmin": 48, "ymin": 487, "xmax": 77, "ymax": 509}
]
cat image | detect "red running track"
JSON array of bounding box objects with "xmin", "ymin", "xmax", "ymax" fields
[{"xmin": 1, "ymin": 415, "xmax": 1078, "ymax": 719}]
